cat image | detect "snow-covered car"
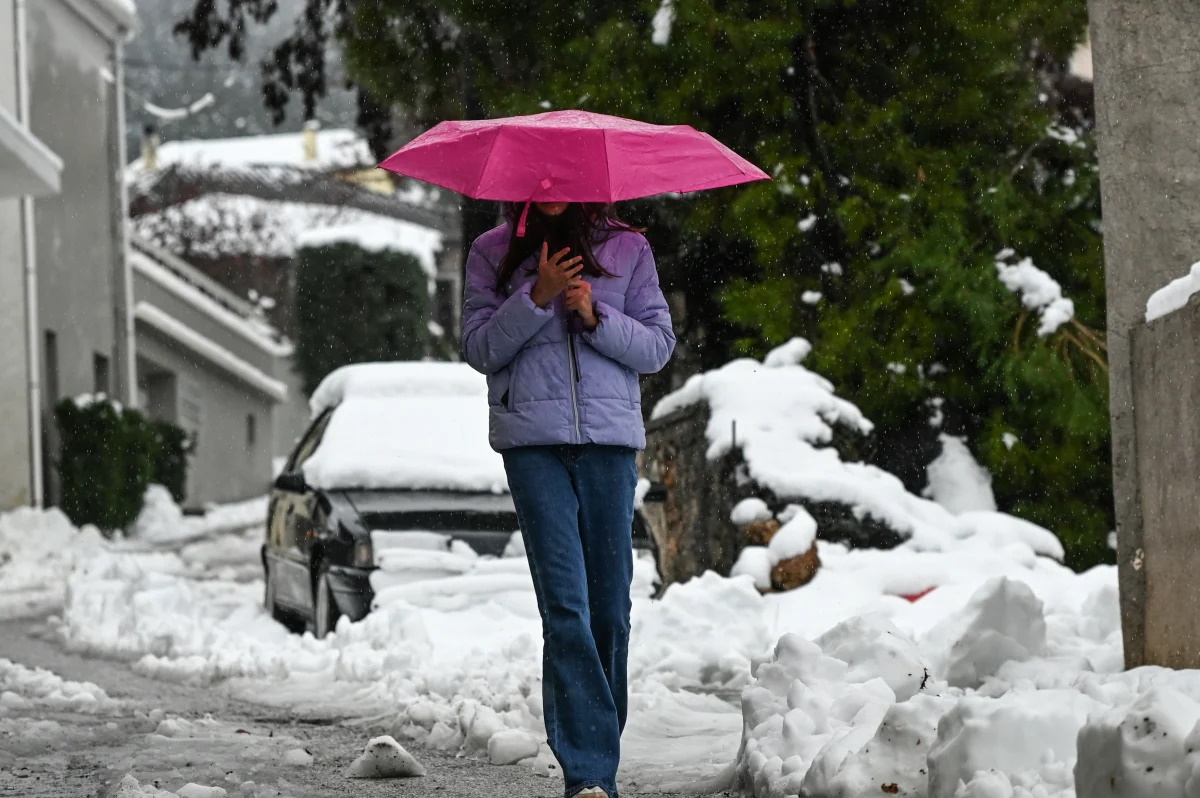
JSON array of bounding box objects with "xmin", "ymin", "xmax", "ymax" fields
[{"xmin": 263, "ymin": 362, "xmax": 656, "ymax": 637}]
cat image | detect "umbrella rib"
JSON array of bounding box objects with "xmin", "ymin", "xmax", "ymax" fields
[
  {"xmin": 602, "ymin": 128, "xmax": 614, "ymax": 202},
  {"xmin": 473, "ymin": 129, "xmax": 504, "ymax": 197}
]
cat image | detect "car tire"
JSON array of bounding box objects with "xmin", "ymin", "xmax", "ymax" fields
[
  {"xmin": 264, "ymin": 562, "xmax": 306, "ymax": 634},
  {"xmin": 312, "ymin": 562, "xmax": 342, "ymax": 639}
]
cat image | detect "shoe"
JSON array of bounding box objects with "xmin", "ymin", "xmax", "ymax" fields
[{"xmin": 576, "ymin": 790, "xmax": 608, "ymax": 798}]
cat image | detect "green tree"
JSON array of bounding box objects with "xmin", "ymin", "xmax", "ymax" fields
[
  {"xmin": 293, "ymin": 242, "xmax": 431, "ymax": 394},
  {"xmin": 175, "ymin": 0, "xmax": 1110, "ymax": 568},
  {"xmin": 544, "ymin": 1, "xmax": 1107, "ymax": 567}
]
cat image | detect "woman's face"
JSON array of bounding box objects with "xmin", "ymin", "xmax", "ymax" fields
[{"xmin": 535, "ymin": 202, "xmax": 570, "ymax": 217}]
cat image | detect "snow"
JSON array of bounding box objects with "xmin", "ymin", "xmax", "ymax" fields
[
  {"xmin": 135, "ymin": 302, "xmax": 289, "ymax": 401},
  {"xmin": 127, "ymin": 129, "xmax": 372, "ymax": 174},
  {"xmin": 925, "ymin": 434, "xmax": 998, "ymax": 514},
  {"xmin": 768, "ymin": 508, "xmax": 817, "ymax": 561},
  {"xmin": 8, "ymin": 346, "xmax": 1189, "ymax": 798},
  {"xmin": 652, "ymin": 338, "xmax": 1058, "ymax": 555},
  {"xmin": 144, "ymin": 93, "xmax": 216, "ymax": 122},
  {"xmin": 132, "ymin": 194, "xmax": 443, "ymax": 276},
  {"xmin": 296, "ymin": 220, "xmax": 444, "ymax": 270},
  {"xmin": 132, "ymin": 485, "xmax": 267, "ymax": 544},
  {"xmin": 798, "ymin": 214, "xmax": 818, "ymax": 232},
  {"xmin": 732, "ymin": 546, "xmax": 772, "ymax": 591},
  {"xmin": 303, "ymin": 362, "xmax": 506, "ymax": 492},
  {"xmin": 1145, "ymin": 261, "xmax": 1200, "ymax": 323},
  {"xmin": 651, "ymin": 0, "xmax": 675, "ymax": 46},
  {"xmin": 732, "ymin": 497, "xmax": 773, "ymax": 526},
  {"xmin": 345, "ymin": 735, "xmax": 426, "ymax": 778},
  {"xmin": 801, "ymin": 290, "xmax": 823, "ymax": 305},
  {"xmin": 0, "ymin": 507, "xmax": 104, "ymax": 619},
  {"xmin": 995, "ymin": 255, "xmax": 1075, "ymax": 336}
]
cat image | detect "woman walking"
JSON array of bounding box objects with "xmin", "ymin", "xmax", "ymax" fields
[{"xmin": 461, "ymin": 201, "xmax": 675, "ymax": 798}]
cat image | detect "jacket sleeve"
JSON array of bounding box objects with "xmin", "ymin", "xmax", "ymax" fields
[
  {"xmin": 582, "ymin": 237, "xmax": 676, "ymax": 374},
  {"xmin": 461, "ymin": 242, "xmax": 554, "ymax": 374}
]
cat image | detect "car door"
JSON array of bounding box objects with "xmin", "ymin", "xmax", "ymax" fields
[{"xmin": 270, "ymin": 410, "xmax": 332, "ymax": 611}]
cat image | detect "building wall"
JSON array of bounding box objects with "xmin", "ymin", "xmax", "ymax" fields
[
  {"xmin": 0, "ymin": 0, "xmax": 31, "ymax": 509},
  {"xmin": 27, "ymin": 0, "xmax": 122, "ymax": 408},
  {"xmin": 135, "ymin": 330, "xmax": 277, "ymax": 508},
  {"xmin": 1088, "ymin": 0, "xmax": 1200, "ymax": 667}
]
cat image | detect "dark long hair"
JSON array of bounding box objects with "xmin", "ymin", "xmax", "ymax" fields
[{"xmin": 495, "ymin": 203, "xmax": 637, "ymax": 292}]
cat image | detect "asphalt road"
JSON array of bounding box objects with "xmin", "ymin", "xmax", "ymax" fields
[{"xmin": 0, "ymin": 616, "xmax": 711, "ymax": 798}]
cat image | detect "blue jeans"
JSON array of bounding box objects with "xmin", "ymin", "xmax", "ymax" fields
[{"xmin": 502, "ymin": 444, "xmax": 638, "ymax": 798}]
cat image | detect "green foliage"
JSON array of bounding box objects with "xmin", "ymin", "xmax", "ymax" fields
[
  {"xmin": 55, "ymin": 399, "xmax": 192, "ymax": 531},
  {"xmin": 293, "ymin": 242, "xmax": 432, "ymax": 395},
  {"xmin": 178, "ymin": 0, "xmax": 1111, "ymax": 568}
]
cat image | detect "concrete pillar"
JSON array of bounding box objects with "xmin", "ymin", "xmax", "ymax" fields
[{"xmin": 1088, "ymin": 0, "xmax": 1200, "ymax": 667}]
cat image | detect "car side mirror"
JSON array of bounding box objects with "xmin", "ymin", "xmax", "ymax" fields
[{"xmin": 274, "ymin": 472, "xmax": 309, "ymax": 494}]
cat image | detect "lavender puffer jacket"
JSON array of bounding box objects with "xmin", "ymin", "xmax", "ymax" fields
[{"xmin": 461, "ymin": 223, "xmax": 676, "ymax": 451}]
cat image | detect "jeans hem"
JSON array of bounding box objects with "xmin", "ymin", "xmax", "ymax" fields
[{"xmin": 565, "ymin": 779, "xmax": 615, "ymax": 798}]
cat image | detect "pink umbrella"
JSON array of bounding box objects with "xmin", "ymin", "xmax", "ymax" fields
[{"xmin": 378, "ymin": 110, "xmax": 769, "ymax": 235}]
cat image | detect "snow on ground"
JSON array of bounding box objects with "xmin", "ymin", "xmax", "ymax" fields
[
  {"xmin": 924, "ymin": 434, "xmax": 998, "ymax": 514},
  {"xmin": 6, "ymin": 348, "xmax": 1197, "ymax": 796},
  {"xmin": 0, "ymin": 507, "xmax": 104, "ymax": 619},
  {"xmin": 1145, "ymin": 261, "xmax": 1200, "ymax": 323}
]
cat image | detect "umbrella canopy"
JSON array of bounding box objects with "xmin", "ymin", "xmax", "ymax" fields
[{"xmin": 379, "ymin": 110, "xmax": 769, "ymax": 207}]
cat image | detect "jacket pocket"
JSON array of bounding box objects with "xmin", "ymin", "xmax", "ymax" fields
[
  {"xmin": 625, "ymin": 369, "xmax": 639, "ymax": 409},
  {"xmin": 506, "ymin": 354, "xmax": 521, "ymax": 411}
]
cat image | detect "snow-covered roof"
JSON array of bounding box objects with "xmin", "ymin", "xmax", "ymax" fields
[
  {"xmin": 127, "ymin": 128, "xmax": 371, "ymax": 174},
  {"xmin": 652, "ymin": 338, "xmax": 1064, "ymax": 559},
  {"xmin": 303, "ymin": 362, "xmax": 505, "ymax": 493},
  {"xmin": 132, "ymin": 194, "xmax": 443, "ymax": 275}
]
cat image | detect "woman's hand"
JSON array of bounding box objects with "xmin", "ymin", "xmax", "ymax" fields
[
  {"xmin": 530, "ymin": 243, "xmax": 583, "ymax": 308},
  {"xmin": 565, "ymin": 278, "xmax": 598, "ymax": 330}
]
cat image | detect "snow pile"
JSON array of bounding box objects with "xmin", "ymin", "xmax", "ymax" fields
[
  {"xmin": 132, "ymin": 485, "xmax": 266, "ymax": 543},
  {"xmin": 652, "ymin": 338, "xmax": 1061, "ymax": 553},
  {"xmin": 0, "ymin": 507, "xmax": 104, "ymax": 619},
  {"xmin": 924, "ymin": 435, "xmax": 998, "ymax": 514},
  {"xmin": 0, "ymin": 657, "xmax": 120, "ymax": 714},
  {"xmin": 303, "ymin": 362, "xmax": 506, "ymax": 493},
  {"xmin": 132, "ymin": 194, "xmax": 443, "ymax": 275},
  {"xmin": 1145, "ymin": 261, "xmax": 1200, "ymax": 323},
  {"xmin": 345, "ymin": 735, "xmax": 426, "ymax": 778},
  {"xmin": 735, "ymin": 576, "xmax": 1127, "ymax": 798},
  {"xmin": 994, "ymin": 252, "xmax": 1075, "ymax": 336}
]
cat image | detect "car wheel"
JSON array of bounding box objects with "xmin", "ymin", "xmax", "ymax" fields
[
  {"xmin": 264, "ymin": 562, "xmax": 305, "ymax": 634},
  {"xmin": 312, "ymin": 563, "xmax": 342, "ymax": 639}
]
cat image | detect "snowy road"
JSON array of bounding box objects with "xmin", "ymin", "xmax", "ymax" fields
[{"xmin": 0, "ymin": 615, "xmax": 697, "ymax": 798}]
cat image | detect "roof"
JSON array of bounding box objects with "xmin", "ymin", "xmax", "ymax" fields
[{"xmin": 127, "ymin": 128, "xmax": 372, "ymax": 175}]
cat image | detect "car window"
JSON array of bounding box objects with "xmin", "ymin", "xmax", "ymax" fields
[{"xmin": 285, "ymin": 410, "xmax": 333, "ymax": 473}]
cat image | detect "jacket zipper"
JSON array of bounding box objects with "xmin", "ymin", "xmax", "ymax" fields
[{"xmin": 566, "ymin": 325, "xmax": 582, "ymax": 442}]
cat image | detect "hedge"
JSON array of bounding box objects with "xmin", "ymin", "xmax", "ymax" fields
[{"xmin": 55, "ymin": 397, "xmax": 193, "ymax": 531}]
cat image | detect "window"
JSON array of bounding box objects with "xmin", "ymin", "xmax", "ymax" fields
[
  {"xmin": 93, "ymin": 353, "xmax": 110, "ymax": 397},
  {"xmin": 246, "ymin": 413, "xmax": 257, "ymax": 448},
  {"xmin": 285, "ymin": 410, "xmax": 333, "ymax": 473},
  {"xmin": 43, "ymin": 331, "xmax": 59, "ymax": 409}
]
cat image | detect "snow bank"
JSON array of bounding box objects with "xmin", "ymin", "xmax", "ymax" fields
[
  {"xmin": 1146, "ymin": 261, "xmax": 1200, "ymax": 323},
  {"xmin": 0, "ymin": 507, "xmax": 104, "ymax": 619},
  {"xmin": 0, "ymin": 657, "xmax": 119, "ymax": 714},
  {"xmin": 994, "ymin": 253, "xmax": 1075, "ymax": 337},
  {"xmin": 652, "ymin": 338, "xmax": 1062, "ymax": 554},
  {"xmin": 303, "ymin": 362, "xmax": 505, "ymax": 493},
  {"xmin": 736, "ymin": 576, "xmax": 1127, "ymax": 798}
]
